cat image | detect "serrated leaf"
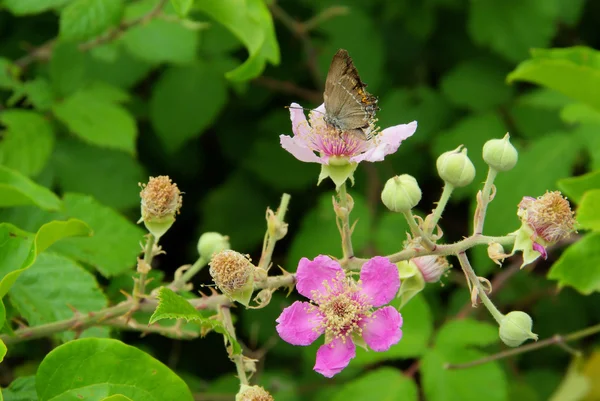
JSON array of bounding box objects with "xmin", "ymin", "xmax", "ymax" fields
[
  {"xmin": 331, "ymin": 368, "xmax": 418, "ymax": 401},
  {"xmin": 53, "ymin": 89, "xmax": 137, "ymax": 154},
  {"xmin": 49, "ymin": 193, "xmax": 145, "ymax": 277},
  {"xmin": 0, "ymin": 166, "xmax": 61, "ymax": 210},
  {"xmin": 3, "ymin": 0, "xmax": 69, "ymax": 15},
  {"xmin": 548, "ymin": 233, "xmax": 600, "ymax": 294},
  {"xmin": 576, "ymin": 189, "xmax": 600, "ymax": 231},
  {"xmin": 60, "ymin": 0, "xmax": 123, "ymax": 42},
  {"xmin": 171, "ymin": 0, "xmax": 192, "ymax": 16},
  {"xmin": 0, "ymin": 110, "xmax": 55, "ymax": 177},
  {"xmin": 3, "ymin": 376, "xmax": 37, "ymax": 401},
  {"xmin": 508, "ymin": 47, "xmax": 600, "ymax": 111},
  {"xmin": 150, "ymin": 63, "xmax": 227, "ymax": 152},
  {"xmin": 35, "ymin": 338, "xmax": 194, "ymax": 400}
]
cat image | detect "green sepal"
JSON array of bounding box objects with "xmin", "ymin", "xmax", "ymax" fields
[
  {"xmin": 318, "ymin": 159, "xmax": 358, "ymax": 190},
  {"xmin": 142, "ymin": 214, "xmax": 175, "ymax": 240},
  {"xmin": 511, "ymin": 224, "xmax": 543, "ymax": 268},
  {"xmin": 352, "ymin": 331, "xmax": 368, "ymax": 351},
  {"xmin": 227, "ymin": 274, "xmax": 255, "ymax": 307},
  {"xmin": 396, "ymin": 261, "xmax": 425, "ymax": 309}
]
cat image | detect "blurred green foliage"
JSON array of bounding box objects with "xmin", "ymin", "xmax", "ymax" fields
[{"xmin": 1, "ymin": 0, "xmax": 600, "ymax": 399}]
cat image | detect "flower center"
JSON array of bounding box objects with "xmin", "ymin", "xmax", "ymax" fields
[{"xmin": 306, "ymin": 111, "xmax": 370, "ymax": 158}]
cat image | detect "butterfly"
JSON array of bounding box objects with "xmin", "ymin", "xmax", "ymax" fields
[{"xmin": 322, "ymin": 49, "xmax": 379, "ymax": 141}]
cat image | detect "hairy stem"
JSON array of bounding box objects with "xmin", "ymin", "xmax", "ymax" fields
[
  {"xmin": 402, "ymin": 210, "xmax": 436, "ymax": 251},
  {"xmin": 135, "ymin": 233, "xmax": 156, "ymax": 300},
  {"xmin": 220, "ymin": 305, "xmax": 249, "ymax": 385},
  {"xmin": 473, "ymin": 167, "xmax": 498, "ymax": 235},
  {"xmin": 170, "ymin": 257, "xmax": 208, "ymax": 291},
  {"xmin": 258, "ymin": 193, "xmax": 291, "ymax": 271},
  {"xmin": 425, "ymin": 183, "xmax": 454, "ymax": 235},
  {"xmin": 338, "ymin": 183, "xmax": 355, "ymax": 260}
]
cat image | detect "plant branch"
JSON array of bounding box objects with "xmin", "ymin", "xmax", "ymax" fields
[
  {"xmin": 134, "ymin": 233, "xmax": 156, "ymax": 300},
  {"xmin": 402, "ymin": 210, "xmax": 436, "ymax": 251},
  {"xmin": 473, "ymin": 167, "xmax": 498, "ymax": 235},
  {"xmin": 445, "ymin": 323, "xmax": 600, "ymax": 370},
  {"xmin": 337, "ymin": 183, "xmax": 355, "ymax": 260},
  {"xmin": 425, "ymin": 183, "xmax": 454, "ymax": 235},
  {"xmin": 169, "ymin": 257, "xmax": 208, "ymax": 291},
  {"xmin": 258, "ymin": 193, "xmax": 291, "ymax": 272},
  {"xmin": 220, "ymin": 305, "xmax": 249, "ymax": 385},
  {"xmin": 253, "ymin": 76, "xmax": 322, "ymax": 104}
]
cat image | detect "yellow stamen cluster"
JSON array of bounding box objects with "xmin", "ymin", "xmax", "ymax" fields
[
  {"xmin": 521, "ymin": 191, "xmax": 576, "ymax": 244},
  {"xmin": 139, "ymin": 176, "xmax": 182, "ymax": 220},
  {"xmin": 236, "ymin": 385, "xmax": 274, "ymax": 401},
  {"xmin": 209, "ymin": 250, "xmax": 253, "ymax": 294}
]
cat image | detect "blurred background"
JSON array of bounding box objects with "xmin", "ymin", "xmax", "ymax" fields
[{"xmin": 1, "ymin": 0, "xmax": 599, "ymax": 399}]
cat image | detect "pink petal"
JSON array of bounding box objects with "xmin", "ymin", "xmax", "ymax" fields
[
  {"xmin": 309, "ymin": 103, "xmax": 327, "ymax": 131},
  {"xmin": 276, "ymin": 301, "xmax": 324, "ymax": 346},
  {"xmin": 361, "ymin": 306, "xmax": 403, "ymax": 351},
  {"xmin": 289, "ymin": 102, "xmax": 310, "ymax": 138},
  {"xmin": 533, "ymin": 242, "xmax": 548, "ymax": 259},
  {"xmin": 280, "ymin": 135, "xmax": 323, "ymax": 164},
  {"xmin": 359, "ymin": 256, "xmax": 400, "ymax": 307},
  {"xmin": 314, "ymin": 337, "xmax": 356, "ymax": 378},
  {"xmin": 296, "ymin": 256, "xmax": 344, "ymax": 301},
  {"xmin": 350, "ymin": 121, "xmax": 417, "ymax": 163}
]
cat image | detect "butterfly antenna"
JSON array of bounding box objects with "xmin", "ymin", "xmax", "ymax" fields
[{"xmin": 284, "ymin": 105, "xmax": 325, "ymax": 116}]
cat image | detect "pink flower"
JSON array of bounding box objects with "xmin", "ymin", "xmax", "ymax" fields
[
  {"xmin": 280, "ymin": 103, "xmax": 417, "ymax": 165},
  {"xmin": 276, "ymin": 255, "xmax": 402, "ymax": 378}
]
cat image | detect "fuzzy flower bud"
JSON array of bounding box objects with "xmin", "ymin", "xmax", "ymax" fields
[
  {"xmin": 236, "ymin": 385, "xmax": 274, "ymax": 401},
  {"xmin": 483, "ymin": 133, "xmax": 518, "ymax": 172},
  {"xmin": 487, "ymin": 242, "xmax": 509, "ymax": 266},
  {"xmin": 209, "ymin": 250, "xmax": 255, "ymax": 306},
  {"xmin": 412, "ymin": 255, "xmax": 450, "ymax": 283},
  {"xmin": 381, "ymin": 174, "xmax": 422, "ymax": 213},
  {"xmin": 139, "ymin": 176, "xmax": 182, "ymax": 239},
  {"xmin": 436, "ymin": 145, "xmax": 476, "ymax": 188},
  {"xmin": 197, "ymin": 232, "xmax": 230, "ymax": 259},
  {"xmin": 499, "ymin": 311, "xmax": 538, "ymax": 347}
]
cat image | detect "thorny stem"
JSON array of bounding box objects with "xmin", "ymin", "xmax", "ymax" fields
[
  {"xmin": 402, "ymin": 210, "xmax": 437, "ymax": 251},
  {"xmin": 220, "ymin": 305, "xmax": 249, "ymax": 385},
  {"xmin": 457, "ymin": 252, "xmax": 504, "ymax": 324},
  {"xmin": 338, "ymin": 183, "xmax": 355, "ymax": 260},
  {"xmin": 170, "ymin": 256, "xmax": 208, "ymax": 291},
  {"xmin": 446, "ymin": 323, "xmax": 600, "ymax": 370},
  {"xmin": 135, "ymin": 233, "xmax": 156, "ymax": 300},
  {"xmin": 425, "ymin": 183, "xmax": 454, "ymax": 235},
  {"xmin": 258, "ymin": 193, "xmax": 291, "ymax": 272},
  {"xmin": 473, "ymin": 167, "xmax": 498, "ymax": 235}
]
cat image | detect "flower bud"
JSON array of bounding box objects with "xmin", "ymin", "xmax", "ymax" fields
[
  {"xmin": 381, "ymin": 174, "xmax": 422, "ymax": 213},
  {"xmin": 209, "ymin": 250, "xmax": 255, "ymax": 306},
  {"xmin": 436, "ymin": 145, "xmax": 475, "ymax": 187},
  {"xmin": 197, "ymin": 232, "xmax": 230, "ymax": 259},
  {"xmin": 412, "ymin": 255, "xmax": 450, "ymax": 283},
  {"xmin": 499, "ymin": 311, "xmax": 538, "ymax": 347},
  {"xmin": 139, "ymin": 176, "xmax": 182, "ymax": 239},
  {"xmin": 487, "ymin": 242, "xmax": 508, "ymax": 266},
  {"xmin": 483, "ymin": 133, "xmax": 518, "ymax": 172},
  {"xmin": 236, "ymin": 384, "xmax": 274, "ymax": 401}
]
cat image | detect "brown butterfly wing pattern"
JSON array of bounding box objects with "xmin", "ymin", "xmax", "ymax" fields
[{"xmin": 323, "ymin": 49, "xmax": 379, "ymax": 140}]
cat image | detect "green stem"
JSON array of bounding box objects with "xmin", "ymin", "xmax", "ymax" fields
[
  {"xmin": 338, "ymin": 183, "xmax": 355, "ymax": 259},
  {"xmin": 446, "ymin": 323, "xmax": 600, "ymax": 370},
  {"xmin": 220, "ymin": 305, "xmax": 249, "ymax": 385},
  {"xmin": 170, "ymin": 257, "xmax": 208, "ymax": 291},
  {"xmin": 402, "ymin": 210, "xmax": 436, "ymax": 251},
  {"xmin": 258, "ymin": 193, "xmax": 291, "ymax": 271},
  {"xmin": 474, "ymin": 167, "xmax": 498, "ymax": 235},
  {"xmin": 425, "ymin": 183, "xmax": 454, "ymax": 235},
  {"xmin": 135, "ymin": 234, "xmax": 156, "ymax": 300},
  {"xmin": 457, "ymin": 252, "xmax": 504, "ymax": 324}
]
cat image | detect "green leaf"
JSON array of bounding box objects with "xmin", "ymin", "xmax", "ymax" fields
[
  {"xmin": 331, "ymin": 368, "xmax": 418, "ymax": 401},
  {"xmin": 53, "ymin": 89, "xmax": 137, "ymax": 154},
  {"xmin": 0, "ymin": 166, "xmax": 61, "ymax": 210},
  {"xmin": 85, "ymin": 44, "xmax": 152, "ymax": 89},
  {"xmin": 21, "ymin": 78, "xmax": 55, "ymax": 111},
  {"xmin": 286, "ymin": 192, "xmax": 372, "ymax": 268},
  {"xmin": 35, "ymin": 338, "xmax": 194, "ymax": 401},
  {"xmin": 101, "ymin": 396, "xmax": 133, "ymax": 401},
  {"xmin": 0, "ymin": 58, "xmax": 20, "ymax": 90},
  {"xmin": 0, "ymin": 219, "xmax": 92, "ymax": 298},
  {"xmin": 548, "ymin": 233, "xmax": 600, "ymax": 294},
  {"xmin": 3, "ymin": 376, "xmax": 37, "ymax": 401},
  {"xmin": 49, "ymin": 42, "xmax": 87, "ymax": 98},
  {"xmin": 60, "ymin": 0, "xmax": 123, "ymax": 42},
  {"xmin": 9, "ymin": 252, "xmax": 108, "ymax": 342},
  {"xmin": 0, "ymin": 338, "xmax": 6, "ymax": 363},
  {"xmin": 150, "ymin": 63, "xmax": 227, "ymax": 152},
  {"xmin": 52, "ymin": 138, "xmax": 146, "ymax": 210},
  {"xmin": 3, "ymin": 0, "xmax": 69, "ymax": 15},
  {"xmin": 171, "ymin": 0, "xmax": 192, "ymax": 16},
  {"xmin": 558, "ymin": 166, "xmax": 599, "ymax": 204},
  {"xmin": 507, "ymin": 47, "xmax": 600, "ymax": 111},
  {"xmin": 468, "ymin": 0, "xmax": 559, "ymax": 62},
  {"xmin": 373, "ymin": 213, "xmax": 410, "ymax": 255},
  {"xmin": 49, "ymin": 193, "xmax": 145, "ymax": 277},
  {"xmin": 576, "ymin": 189, "xmax": 600, "ymax": 231},
  {"xmin": 195, "ymin": 0, "xmax": 280, "ymax": 81},
  {"xmin": 0, "ymin": 110, "xmax": 55, "ymax": 177},
  {"xmin": 434, "ymin": 319, "xmax": 499, "ymax": 349}
]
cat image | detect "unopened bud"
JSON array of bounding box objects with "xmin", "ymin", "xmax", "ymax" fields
[
  {"xmin": 236, "ymin": 384, "xmax": 274, "ymax": 401},
  {"xmin": 267, "ymin": 209, "xmax": 288, "ymax": 240},
  {"xmin": 499, "ymin": 311, "xmax": 538, "ymax": 347},
  {"xmin": 209, "ymin": 250, "xmax": 255, "ymax": 306},
  {"xmin": 412, "ymin": 255, "xmax": 450, "ymax": 283},
  {"xmin": 139, "ymin": 176, "xmax": 182, "ymax": 239},
  {"xmin": 483, "ymin": 133, "xmax": 518, "ymax": 172},
  {"xmin": 197, "ymin": 232, "xmax": 230, "ymax": 259},
  {"xmin": 487, "ymin": 242, "xmax": 508, "ymax": 266},
  {"xmin": 381, "ymin": 174, "xmax": 422, "ymax": 213},
  {"xmin": 436, "ymin": 146, "xmax": 475, "ymax": 188}
]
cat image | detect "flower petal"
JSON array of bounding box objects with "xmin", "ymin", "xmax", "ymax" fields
[
  {"xmin": 296, "ymin": 255, "xmax": 344, "ymax": 301},
  {"xmin": 360, "ymin": 256, "xmax": 400, "ymax": 307},
  {"xmin": 289, "ymin": 102, "xmax": 310, "ymax": 138},
  {"xmin": 309, "ymin": 103, "xmax": 327, "ymax": 130},
  {"xmin": 314, "ymin": 337, "xmax": 356, "ymax": 378},
  {"xmin": 361, "ymin": 306, "xmax": 403, "ymax": 351},
  {"xmin": 350, "ymin": 121, "xmax": 417, "ymax": 163},
  {"xmin": 276, "ymin": 301, "xmax": 324, "ymax": 346},
  {"xmin": 280, "ymin": 135, "xmax": 323, "ymax": 164},
  {"xmin": 533, "ymin": 242, "xmax": 548, "ymax": 259}
]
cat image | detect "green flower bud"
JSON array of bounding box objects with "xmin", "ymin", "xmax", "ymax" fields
[
  {"xmin": 412, "ymin": 255, "xmax": 450, "ymax": 283},
  {"xmin": 381, "ymin": 174, "xmax": 422, "ymax": 213},
  {"xmin": 499, "ymin": 311, "xmax": 538, "ymax": 347},
  {"xmin": 209, "ymin": 250, "xmax": 255, "ymax": 306},
  {"xmin": 236, "ymin": 384, "xmax": 274, "ymax": 401},
  {"xmin": 483, "ymin": 133, "xmax": 518, "ymax": 172},
  {"xmin": 197, "ymin": 232, "xmax": 230, "ymax": 259},
  {"xmin": 139, "ymin": 176, "xmax": 182, "ymax": 239},
  {"xmin": 436, "ymin": 146, "xmax": 475, "ymax": 188}
]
